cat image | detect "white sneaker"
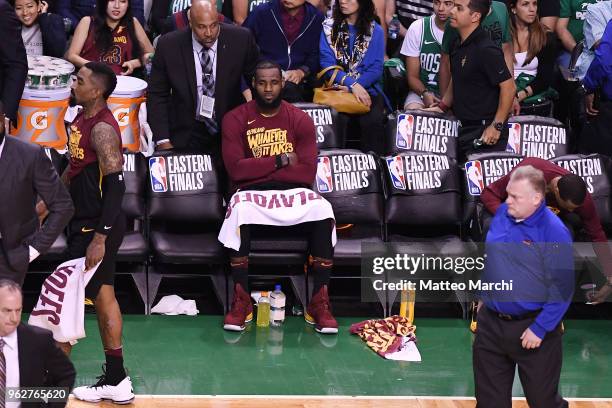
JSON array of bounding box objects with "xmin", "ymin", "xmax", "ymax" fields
[{"xmin": 73, "ymin": 376, "xmax": 135, "ymax": 404}]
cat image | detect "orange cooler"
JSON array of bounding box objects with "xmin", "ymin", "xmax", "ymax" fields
[
  {"xmin": 108, "ymin": 76, "xmax": 147, "ymax": 152},
  {"xmin": 10, "ymin": 87, "xmax": 70, "ymax": 149}
]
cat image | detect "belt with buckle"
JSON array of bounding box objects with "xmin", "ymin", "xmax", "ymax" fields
[{"xmin": 496, "ymin": 310, "xmax": 541, "ymax": 321}]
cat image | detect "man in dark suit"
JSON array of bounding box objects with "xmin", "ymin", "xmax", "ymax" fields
[
  {"xmin": 0, "ymin": 102, "xmax": 74, "ymax": 286},
  {"xmin": 147, "ymin": 0, "xmax": 259, "ymax": 156},
  {"xmin": 0, "ymin": 279, "xmax": 76, "ymax": 408},
  {"xmin": 0, "ymin": 0, "xmax": 27, "ymax": 129}
]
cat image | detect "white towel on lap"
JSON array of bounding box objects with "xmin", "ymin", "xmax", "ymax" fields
[{"xmin": 218, "ymin": 188, "xmax": 337, "ymax": 251}]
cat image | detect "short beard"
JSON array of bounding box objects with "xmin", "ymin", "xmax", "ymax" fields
[
  {"xmin": 254, "ymin": 91, "xmax": 282, "ymax": 110},
  {"xmin": 69, "ymin": 93, "xmax": 78, "ymax": 107}
]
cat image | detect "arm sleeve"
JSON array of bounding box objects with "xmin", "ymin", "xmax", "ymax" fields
[
  {"xmin": 40, "ymin": 13, "xmax": 68, "ymax": 58},
  {"xmin": 528, "ymin": 32, "xmax": 558, "ymax": 95},
  {"xmin": 481, "ymin": 45, "xmax": 512, "ymax": 86},
  {"xmin": 0, "ymin": 2, "xmax": 28, "ymax": 122},
  {"xmin": 221, "ymin": 111, "xmax": 278, "ymax": 183},
  {"xmin": 29, "ymin": 148, "xmax": 74, "ymax": 254},
  {"xmin": 480, "ymin": 173, "xmax": 510, "ymax": 214},
  {"xmin": 352, "ymin": 25, "xmax": 384, "ymax": 90},
  {"xmin": 271, "ymin": 113, "xmax": 317, "ymax": 185},
  {"xmin": 400, "ymin": 19, "xmax": 422, "ymax": 57},
  {"xmin": 529, "ymin": 232, "xmax": 574, "ymax": 339},
  {"xmin": 146, "ymin": 36, "xmax": 172, "ymax": 143}
]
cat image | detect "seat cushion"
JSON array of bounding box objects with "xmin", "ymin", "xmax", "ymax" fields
[
  {"xmin": 150, "ymin": 231, "xmax": 225, "ymax": 263},
  {"xmin": 117, "ymin": 231, "xmax": 148, "ymax": 261}
]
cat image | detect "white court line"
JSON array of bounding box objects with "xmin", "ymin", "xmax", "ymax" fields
[{"xmin": 72, "ymin": 395, "xmax": 612, "ymax": 401}]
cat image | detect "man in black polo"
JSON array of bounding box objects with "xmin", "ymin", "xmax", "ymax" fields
[{"xmin": 427, "ymin": 0, "xmax": 515, "ymax": 162}]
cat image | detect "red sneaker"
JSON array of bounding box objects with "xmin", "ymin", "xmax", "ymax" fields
[
  {"xmin": 305, "ymin": 285, "xmax": 338, "ymax": 334},
  {"xmin": 223, "ymin": 283, "xmax": 253, "ymax": 332}
]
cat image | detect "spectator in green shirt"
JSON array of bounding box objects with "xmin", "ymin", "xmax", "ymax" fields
[{"xmin": 556, "ymin": 0, "xmax": 601, "ymax": 68}]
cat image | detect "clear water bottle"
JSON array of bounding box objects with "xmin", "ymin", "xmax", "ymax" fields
[
  {"xmin": 388, "ymin": 14, "xmax": 400, "ymax": 40},
  {"xmin": 256, "ymin": 292, "xmax": 270, "ymax": 327},
  {"xmin": 270, "ymin": 285, "xmax": 286, "ymax": 326}
]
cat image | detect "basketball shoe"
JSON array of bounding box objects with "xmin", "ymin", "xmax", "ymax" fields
[
  {"xmin": 223, "ymin": 283, "xmax": 253, "ymax": 331},
  {"xmin": 305, "ymin": 285, "xmax": 338, "ymax": 334}
]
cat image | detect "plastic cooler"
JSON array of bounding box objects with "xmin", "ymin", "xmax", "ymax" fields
[
  {"xmin": 10, "ymin": 87, "xmax": 71, "ymax": 149},
  {"xmin": 108, "ymin": 76, "xmax": 147, "ymax": 152}
]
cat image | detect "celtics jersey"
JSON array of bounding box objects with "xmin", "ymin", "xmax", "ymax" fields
[
  {"xmin": 248, "ymin": 0, "xmax": 270, "ymax": 12},
  {"xmin": 419, "ymin": 16, "xmax": 442, "ymax": 94}
]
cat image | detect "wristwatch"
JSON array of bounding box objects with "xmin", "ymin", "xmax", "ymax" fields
[{"xmin": 492, "ymin": 121, "xmax": 504, "ymax": 131}]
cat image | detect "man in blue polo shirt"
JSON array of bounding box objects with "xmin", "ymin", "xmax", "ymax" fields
[{"xmin": 474, "ymin": 165, "xmax": 574, "ymax": 408}]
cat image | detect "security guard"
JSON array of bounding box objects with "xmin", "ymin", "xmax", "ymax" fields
[
  {"xmin": 475, "ymin": 165, "xmax": 574, "ymax": 408},
  {"xmin": 427, "ymin": 0, "xmax": 515, "ymax": 162}
]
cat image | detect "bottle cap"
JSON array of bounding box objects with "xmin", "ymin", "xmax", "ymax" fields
[{"xmin": 275, "ymin": 284, "xmax": 281, "ymax": 291}]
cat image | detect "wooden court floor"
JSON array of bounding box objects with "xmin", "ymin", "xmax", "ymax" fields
[{"xmin": 67, "ymin": 396, "xmax": 612, "ymax": 407}]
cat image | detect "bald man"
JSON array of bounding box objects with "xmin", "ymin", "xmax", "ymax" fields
[{"xmin": 148, "ymin": 0, "xmax": 259, "ymax": 157}]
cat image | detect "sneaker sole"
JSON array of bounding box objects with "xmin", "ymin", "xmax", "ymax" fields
[
  {"xmin": 223, "ymin": 312, "xmax": 253, "ymax": 331},
  {"xmin": 74, "ymin": 396, "xmax": 135, "ymax": 405},
  {"xmin": 223, "ymin": 324, "xmax": 245, "ymax": 332},
  {"xmin": 304, "ymin": 313, "xmax": 338, "ymax": 334}
]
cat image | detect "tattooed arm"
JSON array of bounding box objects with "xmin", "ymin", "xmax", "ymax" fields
[{"xmin": 84, "ymin": 122, "xmax": 125, "ymax": 269}]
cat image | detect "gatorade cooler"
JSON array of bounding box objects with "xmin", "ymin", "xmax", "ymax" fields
[
  {"xmin": 10, "ymin": 87, "xmax": 71, "ymax": 149},
  {"xmin": 108, "ymin": 76, "xmax": 147, "ymax": 152}
]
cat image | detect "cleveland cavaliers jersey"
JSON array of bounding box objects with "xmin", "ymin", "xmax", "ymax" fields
[{"xmin": 68, "ymin": 107, "xmax": 122, "ymax": 220}]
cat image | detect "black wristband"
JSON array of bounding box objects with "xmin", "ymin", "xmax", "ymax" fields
[{"xmin": 275, "ymin": 154, "xmax": 284, "ymax": 169}]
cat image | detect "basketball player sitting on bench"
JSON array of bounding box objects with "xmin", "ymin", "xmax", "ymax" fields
[{"xmin": 219, "ymin": 60, "xmax": 338, "ymax": 334}]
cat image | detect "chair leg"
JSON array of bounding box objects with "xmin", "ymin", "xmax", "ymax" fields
[
  {"xmin": 290, "ymin": 275, "xmax": 307, "ymax": 308},
  {"xmin": 210, "ymin": 266, "xmax": 229, "ymax": 313},
  {"xmin": 147, "ymin": 266, "xmax": 163, "ymax": 315},
  {"xmin": 131, "ymin": 265, "xmax": 148, "ymax": 314}
]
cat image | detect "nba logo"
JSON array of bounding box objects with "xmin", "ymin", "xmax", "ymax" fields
[
  {"xmin": 396, "ymin": 114, "xmax": 414, "ymax": 149},
  {"xmin": 506, "ymin": 123, "xmax": 521, "ymax": 154},
  {"xmin": 386, "ymin": 156, "xmax": 406, "ymax": 190},
  {"xmin": 465, "ymin": 160, "xmax": 485, "ymax": 195},
  {"xmin": 149, "ymin": 157, "xmax": 168, "ymax": 193},
  {"xmin": 316, "ymin": 157, "xmax": 333, "ymax": 193}
]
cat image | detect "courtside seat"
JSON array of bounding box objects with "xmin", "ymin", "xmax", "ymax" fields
[
  {"xmin": 117, "ymin": 152, "xmax": 148, "ymax": 262},
  {"xmin": 385, "ymin": 110, "xmax": 459, "ymax": 159},
  {"xmin": 147, "ymin": 151, "xmax": 227, "ymax": 313},
  {"xmin": 383, "ymin": 151, "xmax": 472, "ymax": 314},
  {"xmin": 150, "ymin": 232, "xmax": 224, "ymax": 263},
  {"xmin": 293, "ymin": 102, "xmax": 342, "ymax": 150},
  {"xmin": 505, "ymin": 116, "xmax": 569, "ymax": 159},
  {"xmin": 310, "ymin": 149, "xmax": 386, "ymax": 312},
  {"xmin": 551, "ymin": 154, "xmax": 612, "ymax": 283},
  {"xmin": 462, "ymin": 152, "xmax": 523, "ymax": 241}
]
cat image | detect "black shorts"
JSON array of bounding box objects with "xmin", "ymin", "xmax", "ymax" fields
[
  {"xmin": 539, "ymin": 0, "xmax": 560, "ymax": 18},
  {"xmin": 66, "ymin": 215, "xmax": 126, "ymax": 299}
]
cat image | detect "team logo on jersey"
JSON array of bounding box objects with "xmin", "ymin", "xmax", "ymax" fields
[
  {"xmin": 396, "ymin": 113, "xmax": 414, "ymax": 149},
  {"xmin": 316, "ymin": 157, "xmax": 334, "ymax": 193},
  {"xmin": 465, "ymin": 160, "xmax": 485, "ymax": 195},
  {"xmin": 386, "ymin": 156, "xmax": 406, "ymax": 190},
  {"xmin": 506, "ymin": 123, "xmax": 521, "ymax": 154},
  {"xmin": 149, "ymin": 157, "xmax": 168, "ymax": 193}
]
